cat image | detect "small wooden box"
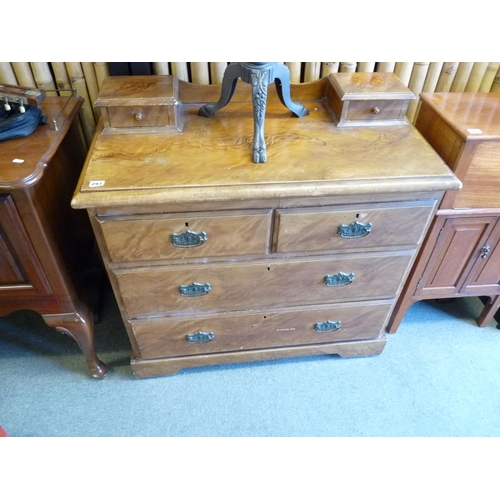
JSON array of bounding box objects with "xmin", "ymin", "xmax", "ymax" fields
[
  {"xmin": 327, "ymin": 72, "xmax": 415, "ymax": 127},
  {"xmin": 94, "ymin": 75, "xmax": 181, "ymax": 134}
]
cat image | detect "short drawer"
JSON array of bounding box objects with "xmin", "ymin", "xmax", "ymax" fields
[
  {"xmin": 98, "ymin": 210, "xmax": 272, "ymax": 262},
  {"xmin": 343, "ymin": 99, "xmax": 408, "ymax": 122},
  {"xmin": 113, "ymin": 252, "xmax": 413, "ymax": 317},
  {"xmin": 275, "ymin": 201, "xmax": 435, "ymax": 254},
  {"xmin": 107, "ymin": 106, "xmax": 175, "ymax": 129},
  {"xmin": 129, "ymin": 301, "xmax": 393, "ymax": 358}
]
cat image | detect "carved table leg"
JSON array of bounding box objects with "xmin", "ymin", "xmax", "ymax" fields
[
  {"xmin": 274, "ymin": 64, "xmax": 309, "ymax": 118},
  {"xmin": 43, "ymin": 301, "xmax": 108, "ymax": 378},
  {"xmin": 198, "ymin": 63, "xmax": 242, "ymax": 118},
  {"xmin": 198, "ymin": 62, "xmax": 309, "ymax": 163},
  {"xmin": 251, "ymin": 70, "xmax": 268, "ymax": 163}
]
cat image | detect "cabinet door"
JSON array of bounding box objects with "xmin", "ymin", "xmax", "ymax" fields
[
  {"xmin": 461, "ymin": 217, "xmax": 500, "ymax": 295},
  {"xmin": 417, "ymin": 215, "xmax": 498, "ymax": 298},
  {"xmin": 0, "ymin": 195, "xmax": 51, "ymax": 298}
]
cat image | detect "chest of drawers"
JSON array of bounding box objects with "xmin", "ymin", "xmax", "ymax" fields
[{"xmin": 72, "ymin": 75, "xmax": 460, "ymax": 378}]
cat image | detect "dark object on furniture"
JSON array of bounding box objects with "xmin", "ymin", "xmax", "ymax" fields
[
  {"xmin": 0, "ymin": 95, "xmax": 108, "ymax": 378},
  {"xmin": 198, "ymin": 62, "xmax": 309, "ymax": 163},
  {"xmin": 388, "ymin": 92, "xmax": 500, "ymax": 332}
]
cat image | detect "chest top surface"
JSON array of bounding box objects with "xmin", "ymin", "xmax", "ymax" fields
[
  {"xmin": 419, "ymin": 92, "xmax": 500, "ymax": 142},
  {"xmin": 0, "ymin": 96, "xmax": 83, "ymax": 190},
  {"xmin": 72, "ymin": 79, "xmax": 460, "ymax": 209}
]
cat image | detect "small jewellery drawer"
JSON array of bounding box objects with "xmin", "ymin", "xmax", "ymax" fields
[
  {"xmin": 129, "ymin": 301, "xmax": 393, "ymax": 358},
  {"xmin": 98, "ymin": 210, "xmax": 272, "ymax": 262},
  {"xmin": 107, "ymin": 106, "xmax": 175, "ymax": 129},
  {"xmin": 275, "ymin": 202, "xmax": 435, "ymax": 253},
  {"xmin": 113, "ymin": 252, "xmax": 413, "ymax": 317},
  {"xmin": 342, "ymin": 99, "xmax": 408, "ymax": 122}
]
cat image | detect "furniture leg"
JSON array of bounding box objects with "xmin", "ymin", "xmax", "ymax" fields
[
  {"xmin": 198, "ymin": 63, "xmax": 241, "ymax": 118},
  {"xmin": 274, "ymin": 64, "xmax": 309, "ymax": 118},
  {"xmin": 476, "ymin": 295, "xmax": 500, "ymax": 327},
  {"xmin": 251, "ymin": 70, "xmax": 268, "ymax": 163},
  {"xmin": 43, "ymin": 301, "xmax": 108, "ymax": 378},
  {"xmin": 386, "ymin": 295, "xmax": 416, "ymax": 333}
]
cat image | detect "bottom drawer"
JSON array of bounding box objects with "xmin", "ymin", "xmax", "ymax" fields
[{"xmin": 129, "ymin": 301, "xmax": 393, "ymax": 359}]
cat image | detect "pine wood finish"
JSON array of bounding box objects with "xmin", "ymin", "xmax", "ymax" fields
[
  {"xmin": 0, "ymin": 96, "xmax": 108, "ymax": 378},
  {"xmin": 72, "ymin": 75, "xmax": 460, "ymax": 378},
  {"xmin": 388, "ymin": 93, "xmax": 500, "ymax": 331}
]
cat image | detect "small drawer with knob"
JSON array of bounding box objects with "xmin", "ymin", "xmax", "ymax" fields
[
  {"xmin": 275, "ymin": 201, "xmax": 436, "ymax": 254},
  {"xmin": 97, "ymin": 209, "xmax": 273, "ymax": 263},
  {"xmin": 106, "ymin": 106, "xmax": 176, "ymax": 129},
  {"xmin": 327, "ymin": 72, "xmax": 415, "ymax": 127},
  {"xmin": 128, "ymin": 301, "xmax": 394, "ymax": 358},
  {"xmin": 94, "ymin": 75, "xmax": 182, "ymax": 134}
]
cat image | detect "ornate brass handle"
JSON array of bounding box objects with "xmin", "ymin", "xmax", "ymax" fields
[
  {"xmin": 187, "ymin": 331, "xmax": 215, "ymax": 344},
  {"xmin": 480, "ymin": 245, "xmax": 490, "ymax": 259},
  {"xmin": 171, "ymin": 230, "xmax": 207, "ymax": 248},
  {"xmin": 315, "ymin": 321, "xmax": 341, "ymax": 332},
  {"xmin": 324, "ymin": 272, "xmax": 355, "ymax": 287},
  {"xmin": 179, "ymin": 282, "xmax": 211, "ymax": 296},
  {"xmin": 338, "ymin": 221, "xmax": 372, "ymax": 239}
]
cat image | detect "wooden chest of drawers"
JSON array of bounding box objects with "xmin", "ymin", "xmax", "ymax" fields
[{"xmin": 72, "ymin": 76, "xmax": 460, "ymax": 378}]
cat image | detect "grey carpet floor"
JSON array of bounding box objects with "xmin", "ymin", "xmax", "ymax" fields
[{"xmin": 1, "ymin": 285, "xmax": 499, "ymax": 437}]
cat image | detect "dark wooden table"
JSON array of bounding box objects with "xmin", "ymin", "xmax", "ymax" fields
[{"xmin": 0, "ymin": 95, "xmax": 108, "ymax": 378}]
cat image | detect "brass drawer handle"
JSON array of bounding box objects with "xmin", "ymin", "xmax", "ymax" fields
[
  {"xmin": 324, "ymin": 272, "xmax": 355, "ymax": 287},
  {"xmin": 315, "ymin": 320, "xmax": 341, "ymax": 332},
  {"xmin": 338, "ymin": 221, "xmax": 372, "ymax": 239},
  {"xmin": 179, "ymin": 282, "xmax": 211, "ymax": 296},
  {"xmin": 134, "ymin": 112, "xmax": 143, "ymax": 121},
  {"xmin": 171, "ymin": 230, "xmax": 207, "ymax": 248},
  {"xmin": 187, "ymin": 331, "xmax": 215, "ymax": 344},
  {"xmin": 371, "ymin": 106, "xmax": 380, "ymax": 114}
]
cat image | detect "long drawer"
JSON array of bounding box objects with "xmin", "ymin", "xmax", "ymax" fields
[
  {"xmin": 129, "ymin": 301, "xmax": 393, "ymax": 358},
  {"xmin": 113, "ymin": 252, "xmax": 413, "ymax": 317},
  {"xmin": 98, "ymin": 209, "xmax": 273, "ymax": 262},
  {"xmin": 275, "ymin": 201, "xmax": 435, "ymax": 253}
]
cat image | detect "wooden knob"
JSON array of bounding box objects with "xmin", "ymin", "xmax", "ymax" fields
[
  {"xmin": 371, "ymin": 107, "xmax": 380, "ymax": 114},
  {"xmin": 134, "ymin": 112, "xmax": 143, "ymax": 121}
]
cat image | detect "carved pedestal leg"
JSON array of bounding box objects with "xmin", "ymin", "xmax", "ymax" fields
[
  {"xmin": 198, "ymin": 63, "xmax": 242, "ymax": 118},
  {"xmin": 198, "ymin": 62, "xmax": 309, "ymax": 163},
  {"xmin": 251, "ymin": 70, "xmax": 268, "ymax": 163},
  {"xmin": 43, "ymin": 301, "xmax": 108, "ymax": 378},
  {"xmin": 274, "ymin": 64, "xmax": 309, "ymax": 118}
]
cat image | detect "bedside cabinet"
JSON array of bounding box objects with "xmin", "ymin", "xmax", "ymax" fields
[
  {"xmin": 0, "ymin": 96, "xmax": 108, "ymax": 378},
  {"xmin": 388, "ymin": 92, "xmax": 500, "ymax": 331},
  {"xmin": 72, "ymin": 75, "xmax": 459, "ymax": 378}
]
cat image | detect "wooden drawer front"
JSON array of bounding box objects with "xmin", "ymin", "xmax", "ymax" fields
[
  {"xmin": 130, "ymin": 301, "xmax": 393, "ymax": 358},
  {"xmin": 275, "ymin": 202, "xmax": 435, "ymax": 253},
  {"xmin": 99, "ymin": 210, "xmax": 272, "ymax": 262},
  {"xmin": 107, "ymin": 105, "xmax": 175, "ymax": 128},
  {"xmin": 345, "ymin": 99, "xmax": 407, "ymax": 122},
  {"xmin": 114, "ymin": 252, "xmax": 412, "ymax": 317}
]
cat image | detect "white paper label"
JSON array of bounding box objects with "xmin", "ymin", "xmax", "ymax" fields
[
  {"xmin": 12, "ymin": 158, "xmax": 24, "ymax": 163},
  {"xmin": 89, "ymin": 180, "xmax": 105, "ymax": 187},
  {"xmin": 467, "ymin": 128, "xmax": 483, "ymax": 134}
]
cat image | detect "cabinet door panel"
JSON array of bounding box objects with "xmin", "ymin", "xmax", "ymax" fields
[
  {"xmin": 418, "ymin": 216, "xmax": 497, "ymax": 297},
  {"xmin": 462, "ymin": 219, "xmax": 500, "ymax": 295},
  {"xmin": 0, "ymin": 195, "xmax": 51, "ymax": 297}
]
